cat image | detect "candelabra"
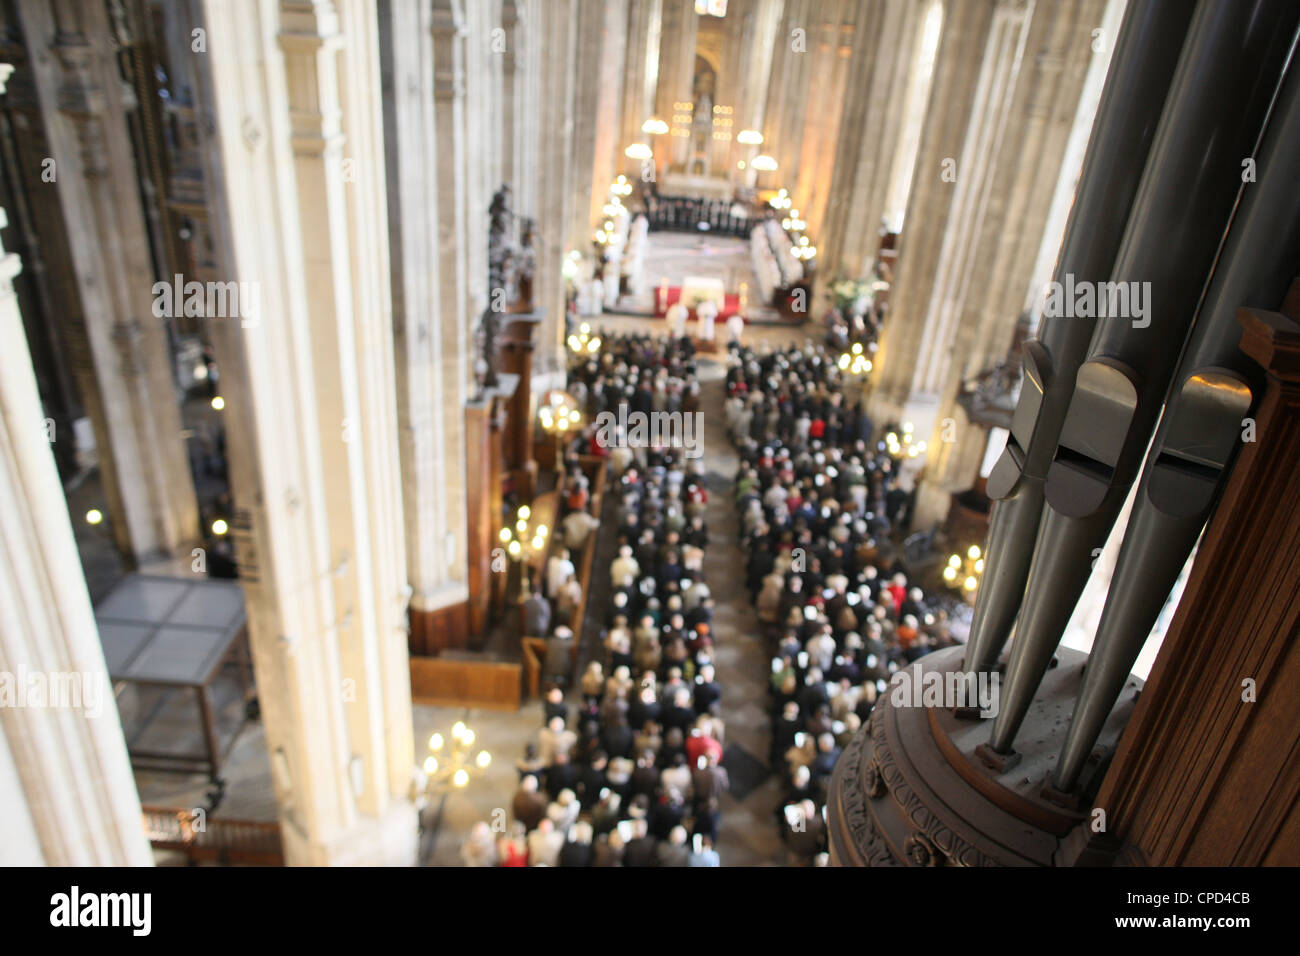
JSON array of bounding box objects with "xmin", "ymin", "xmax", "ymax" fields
[
  {"xmin": 943, "ymin": 544, "xmax": 985, "ymax": 601},
  {"xmin": 539, "ymin": 389, "xmax": 582, "ymax": 482},
  {"xmin": 499, "ymin": 503, "xmax": 549, "ymax": 603},
  {"xmin": 882, "ymin": 421, "xmax": 927, "ymax": 461},
  {"xmin": 837, "ymin": 341, "xmax": 873, "ymax": 376},
  {"xmin": 421, "ymin": 722, "xmax": 490, "ymax": 795},
  {"xmin": 566, "ymin": 323, "xmax": 601, "ymax": 357}
]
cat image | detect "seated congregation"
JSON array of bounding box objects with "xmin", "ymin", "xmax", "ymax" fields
[
  {"xmin": 726, "ymin": 340, "xmax": 961, "ymax": 863},
  {"xmin": 462, "ymin": 333, "xmax": 726, "ymax": 867}
]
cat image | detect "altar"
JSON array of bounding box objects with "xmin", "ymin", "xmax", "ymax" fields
[
  {"xmin": 660, "ymin": 172, "xmax": 734, "ymax": 201},
  {"xmin": 680, "ymin": 275, "xmax": 727, "ymax": 310}
]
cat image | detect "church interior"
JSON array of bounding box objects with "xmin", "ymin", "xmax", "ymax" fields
[{"xmin": 2, "ymin": 0, "xmax": 1299, "ymax": 872}]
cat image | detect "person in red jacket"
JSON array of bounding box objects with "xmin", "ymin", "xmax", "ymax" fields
[
  {"xmin": 886, "ymin": 572, "xmax": 908, "ymax": 617},
  {"xmin": 685, "ymin": 725, "xmax": 723, "ymax": 767}
]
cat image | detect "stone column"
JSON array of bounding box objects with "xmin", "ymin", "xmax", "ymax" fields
[
  {"xmin": 16, "ymin": 0, "xmax": 199, "ymax": 568},
  {"xmin": 868, "ymin": 0, "xmax": 1000, "ymax": 436},
  {"xmin": 0, "ymin": 22, "xmax": 86, "ymax": 481},
  {"xmin": 818, "ymin": 0, "xmax": 923, "ymax": 288},
  {"xmin": 724, "ymin": 0, "xmax": 783, "ymax": 176},
  {"xmin": 619, "ymin": 0, "xmax": 663, "ymax": 175},
  {"xmin": 501, "ymin": 0, "xmax": 521, "ymax": 187},
  {"xmin": 879, "ymin": 0, "xmax": 1109, "ymax": 527},
  {"xmin": 655, "ymin": 0, "xmax": 698, "ymax": 172},
  {"xmin": 761, "ymin": 0, "xmax": 814, "ymax": 188},
  {"xmin": 793, "ymin": 3, "xmax": 858, "ymax": 236},
  {"xmin": 197, "ymin": 0, "xmax": 417, "ymax": 865},
  {"xmin": 532, "ymin": 0, "xmax": 577, "ymax": 376},
  {"xmin": 870, "ymin": 0, "xmax": 1116, "ymax": 534},
  {"xmin": 379, "ymin": 0, "xmax": 471, "ymax": 647},
  {"xmin": 569, "ymin": 0, "xmax": 613, "ymax": 252},
  {"xmin": 512, "ymin": 1, "xmax": 541, "ymax": 218},
  {"xmin": 0, "ymin": 64, "xmax": 152, "ymax": 867},
  {"xmin": 585, "ymin": 0, "xmax": 629, "ymax": 238},
  {"xmin": 462, "ymin": 0, "xmax": 498, "ymax": 323}
]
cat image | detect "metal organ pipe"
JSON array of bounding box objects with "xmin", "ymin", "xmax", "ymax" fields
[
  {"xmin": 963, "ymin": 0, "xmax": 1197, "ymax": 678},
  {"xmin": 985, "ymin": 0, "xmax": 1300, "ymax": 759},
  {"xmin": 1053, "ymin": 36, "xmax": 1300, "ymax": 792}
]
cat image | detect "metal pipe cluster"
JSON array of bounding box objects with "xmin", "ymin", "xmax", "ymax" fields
[{"xmin": 962, "ymin": 0, "xmax": 1300, "ymax": 791}]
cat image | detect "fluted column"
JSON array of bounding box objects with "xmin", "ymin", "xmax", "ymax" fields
[
  {"xmin": 463, "ymin": 0, "xmax": 499, "ymax": 322},
  {"xmin": 379, "ymin": 0, "xmax": 471, "ymax": 649},
  {"xmin": 532, "ymin": 0, "xmax": 576, "ymax": 374},
  {"xmin": 197, "ymin": 0, "xmax": 416, "ymax": 866},
  {"xmin": 509, "ymin": 0, "xmax": 540, "ymax": 215},
  {"xmin": 16, "ymin": 0, "xmax": 199, "ymax": 567},
  {"xmin": 619, "ymin": 0, "xmax": 663, "ymax": 175},
  {"xmin": 761, "ymin": 0, "xmax": 814, "ymax": 187},
  {"xmin": 869, "ymin": 0, "xmax": 999, "ymax": 429},
  {"xmin": 912, "ymin": 0, "xmax": 1109, "ymax": 527},
  {"xmin": 793, "ymin": 3, "xmax": 858, "ymax": 236},
  {"xmin": 819, "ymin": 0, "xmax": 923, "ymax": 288},
  {"xmin": 724, "ymin": 0, "xmax": 783, "ymax": 177},
  {"xmin": 430, "ymin": 0, "xmax": 475, "ymax": 496},
  {"xmin": 585, "ymin": 0, "xmax": 629, "ymax": 237},
  {"xmin": 569, "ymin": 0, "xmax": 618, "ymax": 252},
  {"xmin": 0, "ymin": 61, "xmax": 152, "ymax": 863},
  {"xmin": 501, "ymin": 0, "xmax": 521, "ymax": 188},
  {"xmin": 655, "ymin": 0, "xmax": 699, "ymax": 172},
  {"xmin": 872, "ymin": 0, "xmax": 1110, "ymax": 529}
]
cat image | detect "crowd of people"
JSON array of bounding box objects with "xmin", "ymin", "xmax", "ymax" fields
[
  {"xmin": 462, "ymin": 332, "xmax": 729, "ymax": 866},
  {"xmin": 724, "ymin": 340, "xmax": 962, "ymax": 862},
  {"xmin": 523, "ymin": 460, "xmax": 602, "ymax": 687},
  {"xmin": 459, "ymin": 327, "xmax": 965, "ymax": 866},
  {"xmin": 645, "ymin": 193, "xmax": 757, "ymax": 239}
]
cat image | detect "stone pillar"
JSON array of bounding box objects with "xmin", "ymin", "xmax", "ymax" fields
[
  {"xmin": 655, "ymin": 0, "xmax": 699, "ymax": 172},
  {"xmin": 761, "ymin": 0, "xmax": 813, "ymax": 188},
  {"xmin": 16, "ymin": 0, "xmax": 199, "ymax": 567},
  {"xmin": 793, "ymin": 3, "xmax": 858, "ymax": 237},
  {"xmin": 724, "ymin": 0, "xmax": 783, "ymax": 176},
  {"xmin": 532, "ymin": 0, "xmax": 577, "ymax": 376},
  {"xmin": 197, "ymin": 0, "xmax": 417, "ymax": 866},
  {"xmin": 569, "ymin": 0, "xmax": 613, "ymax": 252},
  {"xmin": 430, "ymin": 0, "xmax": 475, "ymax": 530},
  {"xmin": 922, "ymin": 0, "xmax": 1109, "ymax": 527},
  {"xmin": 619, "ymin": 0, "xmax": 663, "ymax": 175},
  {"xmin": 0, "ymin": 22, "xmax": 86, "ymax": 481},
  {"xmin": 869, "ymin": 0, "xmax": 1107, "ymax": 527},
  {"xmin": 818, "ymin": 0, "xmax": 923, "ymax": 288},
  {"xmin": 0, "ymin": 63, "xmax": 152, "ymax": 866},
  {"xmin": 868, "ymin": 0, "xmax": 1000, "ymax": 435},
  {"xmin": 379, "ymin": 0, "xmax": 471, "ymax": 649},
  {"xmin": 462, "ymin": 0, "xmax": 498, "ymax": 323},
  {"xmin": 585, "ymin": 0, "xmax": 629, "ymax": 239},
  {"xmin": 501, "ymin": 0, "xmax": 521, "ymax": 188}
]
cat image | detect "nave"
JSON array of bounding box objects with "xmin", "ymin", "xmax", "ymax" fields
[{"xmin": 4, "ymin": 0, "xmax": 1299, "ymax": 881}]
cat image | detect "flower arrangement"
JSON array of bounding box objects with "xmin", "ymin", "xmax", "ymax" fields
[{"xmin": 830, "ymin": 277, "xmax": 874, "ymax": 314}]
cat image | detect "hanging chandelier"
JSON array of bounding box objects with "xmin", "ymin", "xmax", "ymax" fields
[{"xmin": 422, "ymin": 722, "xmax": 491, "ymax": 794}]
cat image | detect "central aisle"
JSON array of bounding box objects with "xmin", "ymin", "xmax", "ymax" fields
[{"xmin": 693, "ymin": 356, "xmax": 785, "ymax": 865}]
